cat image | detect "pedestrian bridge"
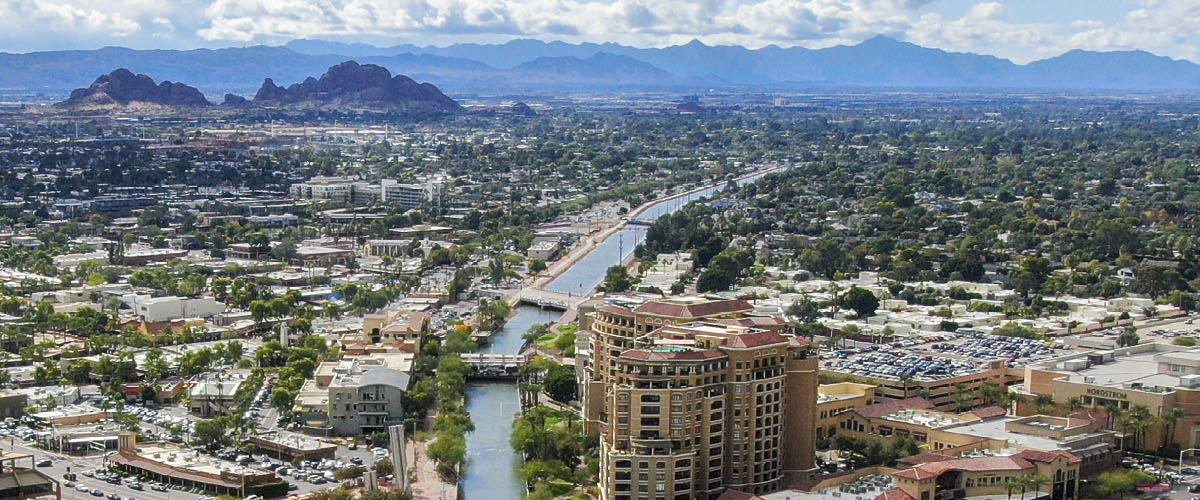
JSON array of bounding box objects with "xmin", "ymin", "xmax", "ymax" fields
[
  {"xmin": 459, "ymin": 353, "xmax": 528, "ymax": 379},
  {"xmin": 517, "ymin": 288, "xmax": 589, "ymax": 310}
]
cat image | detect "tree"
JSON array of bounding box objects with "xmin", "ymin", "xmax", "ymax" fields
[
  {"xmin": 528, "ymin": 259, "xmax": 547, "ymax": 274},
  {"xmin": 840, "ymin": 286, "xmax": 879, "ymax": 319},
  {"xmin": 426, "ymin": 432, "xmax": 466, "ymax": 480},
  {"xmin": 1034, "ymin": 394, "xmax": 1055, "ymax": 414},
  {"xmin": 1130, "ymin": 265, "xmax": 1184, "ymax": 299},
  {"xmin": 543, "ymin": 364, "xmax": 577, "ymax": 403},
  {"xmin": 601, "ymin": 265, "xmax": 632, "ymax": 293},
  {"xmin": 332, "ymin": 466, "xmax": 366, "ymax": 481},
  {"xmin": 787, "ymin": 295, "xmax": 821, "ymax": 325},
  {"xmin": 193, "ymin": 418, "xmax": 230, "ymax": 449},
  {"xmin": 373, "ymin": 458, "xmax": 394, "ymax": 477},
  {"xmin": 1117, "ymin": 326, "xmax": 1139, "ymax": 347}
]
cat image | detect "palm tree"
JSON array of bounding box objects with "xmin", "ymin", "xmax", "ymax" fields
[
  {"xmin": 1027, "ymin": 475, "xmax": 1051, "ymax": 500},
  {"xmin": 1065, "ymin": 397, "xmax": 1083, "ymax": 413},
  {"xmin": 1162, "ymin": 407, "xmax": 1184, "ymax": 450},
  {"xmin": 1017, "ymin": 474, "xmax": 1033, "ymax": 500},
  {"xmin": 899, "ymin": 373, "xmax": 913, "ymax": 400},
  {"xmin": 1034, "ymin": 394, "xmax": 1054, "ymax": 414},
  {"xmin": 1002, "ymin": 477, "xmax": 1020, "ymax": 500},
  {"xmin": 1101, "ymin": 402, "xmax": 1121, "ymax": 430}
]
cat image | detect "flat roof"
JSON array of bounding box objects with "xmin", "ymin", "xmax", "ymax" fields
[{"xmin": 946, "ymin": 417, "xmax": 1064, "ymax": 451}]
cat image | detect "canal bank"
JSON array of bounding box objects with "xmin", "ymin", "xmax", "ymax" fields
[{"xmin": 462, "ymin": 305, "xmax": 562, "ymax": 500}]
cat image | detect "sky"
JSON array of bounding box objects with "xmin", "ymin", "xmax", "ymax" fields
[{"xmin": 1, "ymin": 0, "xmax": 1198, "ymax": 64}]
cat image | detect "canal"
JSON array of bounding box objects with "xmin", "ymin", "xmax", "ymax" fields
[{"xmin": 460, "ymin": 166, "xmax": 787, "ymax": 499}]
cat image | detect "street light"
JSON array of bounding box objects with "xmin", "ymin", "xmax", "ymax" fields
[{"xmin": 1180, "ymin": 448, "xmax": 1200, "ymax": 473}]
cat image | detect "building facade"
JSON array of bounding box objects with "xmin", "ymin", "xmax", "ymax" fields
[{"xmin": 581, "ymin": 297, "xmax": 819, "ymax": 500}]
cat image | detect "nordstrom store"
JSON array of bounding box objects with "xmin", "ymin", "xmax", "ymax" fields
[{"xmin": 1021, "ymin": 343, "xmax": 1200, "ymax": 450}]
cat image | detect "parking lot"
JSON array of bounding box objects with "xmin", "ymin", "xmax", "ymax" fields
[
  {"xmin": 0, "ymin": 386, "xmax": 384, "ymax": 500},
  {"xmin": 822, "ymin": 330, "xmax": 1065, "ymax": 383}
]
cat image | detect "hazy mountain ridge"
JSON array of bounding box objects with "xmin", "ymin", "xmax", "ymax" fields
[
  {"xmin": 8, "ymin": 36, "xmax": 1200, "ymax": 95},
  {"xmin": 59, "ymin": 68, "xmax": 210, "ymax": 107},
  {"xmin": 249, "ymin": 60, "xmax": 460, "ymax": 111}
]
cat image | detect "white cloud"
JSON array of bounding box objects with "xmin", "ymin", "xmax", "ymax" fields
[
  {"xmin": 2, "ymin": 0, "xmax": 1200, "ymax": 64},
  {"xmin": 1062, "ymin": 0, "xmax": 1200, "ymax": 61},
  {"xmin": 0, "ymin": 1, "xmax": 142, "ymax": 37}
]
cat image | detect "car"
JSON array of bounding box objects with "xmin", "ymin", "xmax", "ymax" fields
[
  {"xmin": 1184, "ymin": 468, "xmax": 1199, "ymax": 475},
  {"xmin": 66, "ymin": 481, "xmax": 76, "ymax": 488},
  {"xmin": 108, "ymin": 493, "xmax": 122, "ymax": 500},
  {"xmin": 1189, "ymin": 485, "xmax": 1200, "ymax": 493},
  {"xmin": 150, "ymin": 484, "xmax": 167, "ymax": 492},
  {"xmin": 35, "ymin": 459, "xmax": 50, "ymax": 467},
  {"xmin": 350, "ymin": 457, "xmax": 363, "ymax": 465},
  {"xmin": 128, "ymin": 483, "xmax": 143, "ymax": 490},
  {"xmin": 76, "ymin": 484, "xmax": 90, "ymax": 492},
  {"xmin": 347, "ymin": 443, "xmax": 357, "ymax": 450},
  {"xmin": 90, "ymin": 489, "xmax": 103, "ymax": 497},
  {"xmin": 288, "ymin": 484, "xmax": 298, "ymax": 491},
  {"xmin": 312, "ymin": 477, "xmax": 327, "ymax": 485},
  {"xmin": 82, "ymin": 470, "xmax": 95, "ymax": 478}
]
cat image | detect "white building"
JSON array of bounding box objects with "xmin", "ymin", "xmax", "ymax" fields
[{"xmin": 124, "ymin": 295, "xmax": 226, "ymax": 323}]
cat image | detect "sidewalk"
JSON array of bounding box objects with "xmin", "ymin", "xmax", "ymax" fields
[{"xmin": 407, "ymin": 439, "xmax": 458, "ymax": 500}]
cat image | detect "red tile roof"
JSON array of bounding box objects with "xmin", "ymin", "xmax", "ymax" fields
[
  {"xmin": 1015, "ymin": 449, "xmax": 1081, "ymax": 464},
  {"xmin": 855, "ymin": 397, "xmax": 935, "ymax": 418},
  {"xmin": 894, "ymin": 455, "xmax": 1034, "ymax": 480},
  {"xmin": 620, "ymin": 349, "xmax": 726, "ymax": 362},
  {"xmin": 712, "ymin": 316, "xmax": 787, "ymax": 328},
  {"xmin": 971, "ymin": 406, "xmax": 1008, "ymax": 419},
  {"xmin": 721, "ymin": 331, "xmax": 788, "ymax": 349},
  {"xmin": 633, "ymin": 299, "xmax": 753, "ymax": 318},
  {"xmin": 876, "ymin": 488, "xmax": 916, "ymax": 500}
]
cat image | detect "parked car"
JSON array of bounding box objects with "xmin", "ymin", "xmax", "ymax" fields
[
  {"xmin": 90, "ymin": 489, "xmax": 103, "ymax": 497},
  {"xmin": 35, "ymin": 459, "xmax": 51, "ymax": 467}
]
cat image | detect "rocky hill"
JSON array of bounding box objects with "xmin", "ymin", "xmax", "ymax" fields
[
  {"xmin": 251, "ymin": 61, "xmax": 460, "ymax": 111},
  {"xmin": 59, "ymin": 69, "xmax": 210, "ymax": 107}
]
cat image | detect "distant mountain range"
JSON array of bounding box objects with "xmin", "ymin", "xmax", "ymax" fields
[{"xmin": 6, "ymin": 36, "xmax": 1200, "ymax": 96}]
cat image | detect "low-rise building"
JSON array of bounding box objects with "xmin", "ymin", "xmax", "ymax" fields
[
  {"xmin": 0, "ymin": 451, "xmax": 61, "ymax": 500},
  {"xmin": 886, "ymin": 449, "xmax": 1080, "ymax": 500},
  {"xmin": 1020, "ymin": 343, "xmax": 1200, "ymax": 451},
  {"xmin": 251, "ymin": 430, "xmax": 338, "ymax": 461},
  {"xmin": 358, "ymin": 310, "xmax": 430, "ymax": 352},
  {"xmin": 110, "ymin": 434, "xmax": 277, "ymax": 497},
  {"xmin": 527, "ymin": 240, "xmax": 561, "ymax": 261},
  {"xmin": 188, "ymin": 375, "xmax": 245, "ymax": 417},
  {"xmin": 817, "ymin": 383, "xmax": 876, "ymax": 443},
  {"xmin": 293, "ymin": 357, "xmax": 409, "ymax": 436},
  {"xmin": 125, "ymin": 295, "xmax": 225, "ymax": 323}
]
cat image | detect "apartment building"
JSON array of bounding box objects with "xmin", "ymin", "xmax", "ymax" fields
[
  {"xmin": 294, "ymin": 357, "xmax": 410, "ymax": 436},
  {"xmin": 581, "ymin": 296, "xmax": 819, "ymax": 500},
  {"xmin": 358, "ymin": 309, "xmax": 430, "ymax": 352}
]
